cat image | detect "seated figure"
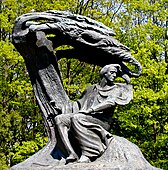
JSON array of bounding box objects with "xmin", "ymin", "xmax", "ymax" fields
[{"xmin": 54, "ymin": 64, "xmax": 133, "ymax": 164}]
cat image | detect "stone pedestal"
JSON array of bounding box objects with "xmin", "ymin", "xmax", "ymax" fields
[{"xmin": 10, "ymin": 135, "xmax": 161, "ymax": 170}]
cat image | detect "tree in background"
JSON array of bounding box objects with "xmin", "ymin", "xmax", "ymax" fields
[{"xmin": 0, "ymin": 0, "xmax": 167, "ymax": 169}]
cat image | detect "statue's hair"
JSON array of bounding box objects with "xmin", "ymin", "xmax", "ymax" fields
[{"xmin": 100, "ymin": 64, "xmax": 122, "ymax": 76}]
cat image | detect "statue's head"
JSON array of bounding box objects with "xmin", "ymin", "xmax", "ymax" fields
[{"xmin": 100, "ymin": 64, "xmax": 121, "ymax": 83}]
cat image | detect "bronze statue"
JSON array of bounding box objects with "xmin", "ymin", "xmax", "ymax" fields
[
  {"xmin": 10, "ymin": 10, "xmax": 160, "ymax": 170},
  {"xmin": 55, "ymin": 64, "xmax": 132, "ymax": 164}
]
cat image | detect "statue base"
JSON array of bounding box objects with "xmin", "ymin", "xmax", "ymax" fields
[{"xmin": 10, "ymin": 135, "xmax": 161, "ymax": 170}]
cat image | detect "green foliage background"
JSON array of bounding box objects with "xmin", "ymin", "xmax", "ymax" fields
[{"xmin": 0, "ymin": 0, "xmax": 167, "ymax": 169}]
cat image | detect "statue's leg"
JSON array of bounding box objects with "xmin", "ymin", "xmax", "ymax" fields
[
  {"xmin": 71, "ymin": 113, "xmax": 111, "ymax": 163},
  {"xmin": 55, "ymin": 114, "xmax": 78, "ymax": 163}
]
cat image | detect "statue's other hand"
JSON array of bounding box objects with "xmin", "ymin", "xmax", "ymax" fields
[
  {"xmin": 79, "ymin": 108, "xmax": 93, "ymax": 114},
  {"xmin": 79, "ymin": 109, "xmax": 88, "ymax": 114}
]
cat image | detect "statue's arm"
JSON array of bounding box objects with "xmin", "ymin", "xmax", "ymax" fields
[
  {"xmin": 79, "ymin": 91, "xmax": 118, "ymax": 114},
  {"xmin": 90, "ymin": 101, "xmax": 115, "ymax": 113},
  {"xmin": 90, "ymin": 93, "xmax": 118, "ymax": 113},
  {"xmin": 79, "ymin": 98, "xmax": 116, "ymax": 114}
]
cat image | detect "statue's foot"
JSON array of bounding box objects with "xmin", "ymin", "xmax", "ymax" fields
[
  {"xmin": 66, "ymin": 153, "xmax": 78, "ymax": 164},
  {"xmin": 78, "ymin": 155, "xmax": 91, "ymax": 163}
]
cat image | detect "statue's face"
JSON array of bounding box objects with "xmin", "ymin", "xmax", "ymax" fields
[{"xmin": 104, "ymin": 67, "xmax": 117, "ymax": 82}]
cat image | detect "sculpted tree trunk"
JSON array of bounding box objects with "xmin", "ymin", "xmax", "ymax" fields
[{"xmin": 10, "ymin": 10, "xmax": 160, "ymax": 170}]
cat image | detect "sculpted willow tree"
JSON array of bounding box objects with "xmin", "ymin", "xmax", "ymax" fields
[
  {"xmin": 10, "ymin": 10, "xmax": 161, "ymax": 170},
  {"xmin": 1, "ymin": 0, "xmax": 167, "ymax": 169}
]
